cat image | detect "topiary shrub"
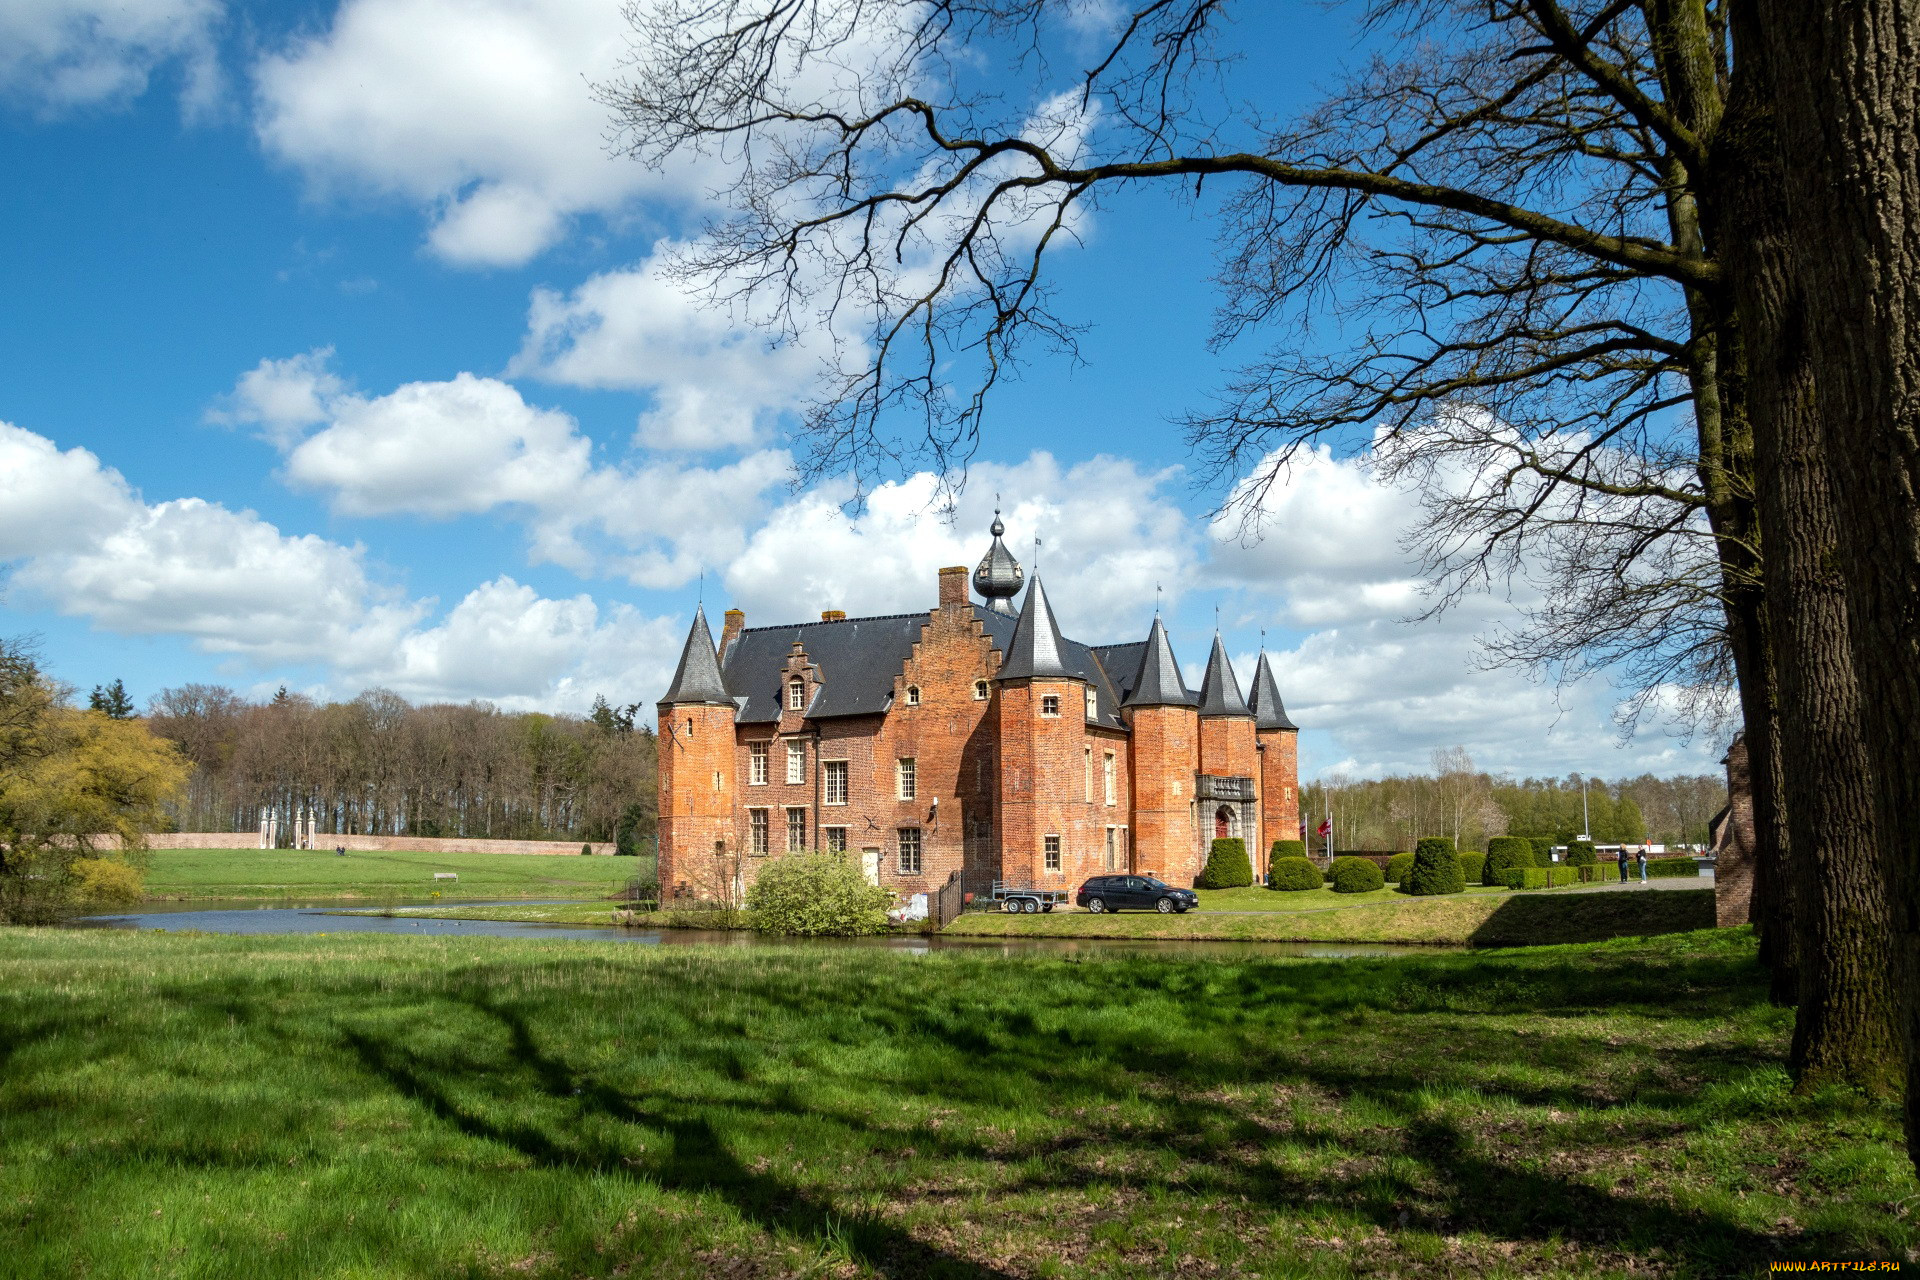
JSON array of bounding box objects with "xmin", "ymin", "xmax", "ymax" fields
[
  {"xmin": 1457, "ymin": 851, "xmax": 1486, "ymax": 883},
  {"xmin": 745, "ymin": 852, "xmax": 892, "ymax": 936},
  {"xmin": 1406, "ymin": 836, "xmax": 1464, "ymax": 895},
  {"xmin": 1485, "ymin": 836, "xmax": 1535, "ymax": 886},
  {"xmin": 1269, "ymin": 839, "xmax": 1306, "ymax": 865},
  {"xmin": 1528, "ymin": 836, "xmax": 1556, "ymax": 867},
  {"xmin": 1197, "ymin": 838, "xmax": 1253, "ymax": 888},
  {"xmin": 1269, "ymin": 857, "xmax": 1323, "ymax": 891},
  {"xmin": 1385, "ymin": 852, "xmax": 1415, "ymax": 884},
  {"xmin": 1647, "ymin": 856, "xmax": 1702, "ymax": 877},
  {"xmin": 580, "ymin": 843, "xmax": 594, "ymax": 856},
  {"xmin": 1565, "ymin": 840, "xmax": 1597, "ymax": 866},
  {"xmin": 1328, "ymin": 856, "xmax": 1385, "ymax": 893}
]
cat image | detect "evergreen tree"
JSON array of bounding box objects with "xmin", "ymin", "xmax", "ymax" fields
[{"xmin": 87, "ymin": 679, "xmax": 135, "ymax": 720}]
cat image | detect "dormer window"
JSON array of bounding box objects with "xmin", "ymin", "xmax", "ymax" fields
[
  {"xmin": 905, "ymin": 685, "xmax": 921, "ymax": 706},
  {"xmin": 1040, "ymin": 695, "xmax": 1060, "ymax": 717},
  {"xmin": 787, "ymin": 678, "xmax": 805, "ymax": 711},
  {"xmin": 973, "ymin": 680, "xmax": 989, "ymax": 700}
]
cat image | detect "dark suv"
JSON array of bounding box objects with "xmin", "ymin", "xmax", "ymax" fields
[{"xmin": 1076, "ymin": 875, "xmax": 1198, "ymax": 914}]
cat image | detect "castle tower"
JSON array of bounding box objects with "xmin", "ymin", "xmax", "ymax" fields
[
  {"xmin": 994, "ymin": 578, "xmax": 1087, "ymax": 885},
  {"xmin": 656, "ymin": 605, "xmax": 740, "ymax": 901},
  {"xmin": 1248, "ymin": 649, "xmax": 1300, "ymax": 880},
  {"xmin": 1122, "ymin": 616, "xmax": 1201, "ymax": 883},
  {"xmin": 1196, "ymin": 633, "xmax": 1259, "ymax": 869},
  {"xmin": 971, "ymin": 509, "xmax": 1025, "ymax": 616}
]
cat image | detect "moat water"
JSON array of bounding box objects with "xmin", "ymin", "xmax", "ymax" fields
[{"xmin": 76, "ymin": 899, "xmax": 1451, "ymax": 959}]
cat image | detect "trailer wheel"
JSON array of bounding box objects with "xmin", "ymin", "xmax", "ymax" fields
[
  {"xmin": 1002, "ymin": 899, "xmax": 1019, "ymax": 913},
  {"xmin": 1023, "ymin": 898, "xmax": 1040, "ymax": 913},
  {"xmin": 1042, "ymin": 903, "xmax": 1055, "ymax": 913}
]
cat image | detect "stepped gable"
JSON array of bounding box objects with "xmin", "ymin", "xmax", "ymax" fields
[
  {"xmin": 659, "ymin": 605, "xmax": 732, "ymax": 706},
  {"xmin": 1196, "ymin": 632, "xmax": 1251, "ymax": 717},
  {"xmin": 1120, "ymin": 616, "xmax": 1196, "ymax": 709},
  {"xmin": 1248, "ymin": 651, "xmax": 1298, "ymax": 730}
]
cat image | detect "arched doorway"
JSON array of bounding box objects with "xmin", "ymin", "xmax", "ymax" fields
[{"xmin": 1215, "ymin": 806, "xmax": 1234, "ymax": 840}]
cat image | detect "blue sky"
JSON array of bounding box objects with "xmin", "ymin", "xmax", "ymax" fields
[{"xmin": 0, "ymin": 0, "xmax": 1726, "ymax": 781}]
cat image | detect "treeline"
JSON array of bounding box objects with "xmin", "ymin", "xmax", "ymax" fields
[
  {"xmin": 144, "ymin": 685, "xmax": 657, "ymax": 848},
  {"xmin": 1299, "ymin": 750, "xmax": 1725, "ymax": 855}
]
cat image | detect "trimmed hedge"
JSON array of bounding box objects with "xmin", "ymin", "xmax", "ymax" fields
[
  {"xmin": 1197, "ymin": 838, "xmax": 1254, "ymax": 888},
  {"xmin": 1485, "ymin": 836, "xmax": 1535, "ymax": 885},
  {"xmin": 1385, "ymin": 852, "xmax": 1415, "ymax": 884},
  {"xmin": 1270, "ymin": 857, "xmax": 1323, "ymax": 891},
  {"xmin": 1502, "ymin": 863, "xmax": 1625, "ymax": 889},
  {"xmin": 1647, "ymin": 856, "xmax": 1702, "ymax": 878},
  {"xmin": 1565, "ymin": 840, "xmax": 1598, "ymax": 867},
  {"xmin": 1269, "ymin": 839, "xmax": 1307, "ymax": 863},
  {"xmin": 1528, "ymin": 836, "xmax": 1556, "ymax": 867},
  {"xmin": 1407, "ymin": 837, "xmax": 1464, "ymax": 895},
  {"xmin": 1328, "ymin": 856, "xmax": 1385, "ymax": 893},
  {"xmin": 580, "ymin": 844, "xmax": 593, "ymax": 856},
  {"xmin": 1457, "ymin": 851, "xmax": 1486, "ymax": 883}
]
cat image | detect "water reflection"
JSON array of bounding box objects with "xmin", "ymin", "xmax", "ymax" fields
[{"xmin": 76, "ymin": 900, "xmax": 1452, "ymax": 960}]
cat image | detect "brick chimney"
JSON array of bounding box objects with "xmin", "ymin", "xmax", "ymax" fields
[
  {"xmin": 821, "ymin": 609, "xmax": 846, "ymax": 621},
  {"xmin": 719, "ymin": 608, "xmax": 745, "ymax": 661},
  {"xmin": 938, "ymin": 565, "xmax": 968, "ymax": 609}
]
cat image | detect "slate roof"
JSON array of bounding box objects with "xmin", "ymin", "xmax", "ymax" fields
[
  {"xmin": 659, "ymin": 605, "xmax": 732, "ymax": 706},
  {"xmin": 1248, "ymin": 651, "xmax": 1298, "ymax": 730},
  {"xmin": 996, "ymin": 578, "xmax": 1074, "ymax": 681},
  {"xmin": 1118, "ymin": 616, "xmax": 1196, "ymax": 708},
  {"xmin": 1197, "ymin": 633, "xmax": 1252, "ymax": 717},
  {"xmin": 720, "ymin": 597, "xmax": 1129, "ymax": 729}
]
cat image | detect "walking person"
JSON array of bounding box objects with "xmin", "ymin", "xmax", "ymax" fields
[
  {"xmin": 1637, "ymin": 848, "xmax": 1648, "ymax": 883},
  {"xmin": 1616, "ymin": 845, "xmax": 1630, "ymax": 884}
]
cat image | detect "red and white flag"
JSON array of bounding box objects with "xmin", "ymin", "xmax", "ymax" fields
[{"xmin": 1317, "ymin": 819, "xmax": 1331, "ymax": 837}]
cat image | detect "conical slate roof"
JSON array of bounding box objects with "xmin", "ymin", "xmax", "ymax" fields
[
  {"xmin": 1248, "ymin": 651, "xmax": 1298, "ymax": 730},
  {"xmin": 1197, "ymin": 633, "xmax": 1251, "ymax": 717},
  {"xmin": 971, "ymin": 511, "xmax": 1024, "ymax": 616},
  {"xmin": 659, "ymin": 605, "xmax": 732, "ymax": 705},
  {"xmin": 996, "ymin": 578, "xmax": 1079, "ymax": 681},
  {"xmin": 1123, "ymin": 616, "xmax": 1197, "ymax": 708}
]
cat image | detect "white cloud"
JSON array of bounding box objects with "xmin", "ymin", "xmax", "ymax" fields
[
  {"xmin": 206, "ymin": 347, "xmax": 349, "ymax": 446},
  {"xmin": 0, "ymin": 423, "xmax": 142, "ymax": 556},
  {"xmin": 512, "ymin": 246, "xmax": 828, "ymax": 451},
  {"xmin": 251, "ymin": 0, "xmax": 707, "ymax": 267},
  {"xmin": 0, "ymin": 0, "xmax": 221, "ymax": 116},
  {"xmin": 724, "ymin": 452, "xmax": 1196, "ymax": 639}
]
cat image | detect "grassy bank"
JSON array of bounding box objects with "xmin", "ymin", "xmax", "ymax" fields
[
  {"xmin": 945, "ymin": 887, "xmax": 1717, "ymax": 947},
  {"xmin": 139, "ymin": 847, "xmax": 646, "ymax": 901},
  {"xmin": 0, "ymin": 926, "xmax": 1904, "ymax": 1278}
]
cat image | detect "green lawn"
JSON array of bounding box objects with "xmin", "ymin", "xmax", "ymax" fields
[
  {"xmin": 946, "ymin": 888, "xmax": 1716, "ymax": 946},
  {"xmin": 139, "ymin": 847, "xmax": 649, "ymax": 901},
  {"xmin": 0, "ymin": 925, "xmax": 1906, "ymax": 1278},
  {"xmin": 1191, "ymin": 883, "xmax": 1512, "ymax": 912}
]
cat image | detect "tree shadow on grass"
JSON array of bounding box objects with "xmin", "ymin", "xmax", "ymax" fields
[{"xmin": 1466, "ymin": 890, "xmax": 1715, "ymax": 947}]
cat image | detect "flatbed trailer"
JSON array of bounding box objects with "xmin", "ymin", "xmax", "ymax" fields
[{"xmin": 988, "ymin": 880, "xmax": 1069, "ymax": 913}]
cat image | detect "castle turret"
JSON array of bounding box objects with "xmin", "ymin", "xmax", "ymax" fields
[
  {"xmin": 995, "ymin": 578, "xmax": 1086, "ymax": 886},
  {"xmin": 1197, "ymin": 633, "xmax": 1257, "ymax": 778},
  {"xmin": 1123, "ymin": 616, "xmax": 1200, "ymax": 882},
  {"xmin": 1248, "ymin": 649, "xmax": 1300, "ymax": 880},
  {"xmin": 656, "ymin": 605, "xmax": 739, "ymax": 901},
  {"xmin": 971, "ymin": 510, "xmax": 1025, "ymax": 616}
]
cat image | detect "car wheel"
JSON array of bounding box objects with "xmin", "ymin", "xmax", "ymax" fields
[
  {"xmin": 1087, "ymin": 897, "xmax": 1106, "ymax": 913},
  {"xmin": 1156, "ymin": 897, "xmax": 1175, "ymax": 913}
]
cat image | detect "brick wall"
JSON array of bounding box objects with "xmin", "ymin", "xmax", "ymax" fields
[
  {"xmin": 114, "ymin": 834, "xmax": 616, "ymax": 855},
  {"xmin": 1127, "ymin": 703, "xmax": 1201, "ymax": 884},
  {"xmin": 1255, "ymin": 727, "xmax": 1300, "ymax": 878},
  {"xmin": 657, "ymin": 701, "xmax": 739, "ymax": 899},
  {"xmin": 1198, "ymin": 713, "xmax": 1258, "ymax": 779}
]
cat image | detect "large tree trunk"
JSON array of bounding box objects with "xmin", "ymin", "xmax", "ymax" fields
[
  {"xmin": 1714, "ymin": 45, "xmax": 1900, "ymax": 1093},
  {"xmin": 1750, "ymin": 0, "xmax": 1920, "ymax": 1143}
]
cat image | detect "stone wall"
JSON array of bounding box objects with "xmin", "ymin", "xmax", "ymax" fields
[{"xmin": 132, "ymin": 833, "xmax": 615, "ymax": 855}]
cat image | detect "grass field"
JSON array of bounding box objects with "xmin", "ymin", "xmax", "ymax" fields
[
  {"xmin": 138, "ymin": 847, "xmax": 649, "ymax": 901},
  {"xmin": 0, "ymin": 925, "xmax": 1906, "ymax": 1278}
]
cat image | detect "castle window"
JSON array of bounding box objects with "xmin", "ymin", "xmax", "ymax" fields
[
  {"xmin": 1043, "ymin": 834, "xmax": 1061, "ymax": 872},
  {"xmin": 825, "ymin": 826, "xmax": 848, "ymax": 853},
  {"xmin": 1040, "ymin": 695, "xmax": 1060, "ymax": 717},
  {"xmin": 748, "ymin": 742, "xmax": 768, "ymax": 785},
  {"xmin": 1104, "ymin": 752, "xmax": 1117, "ymax": 806},
  {"xmin": 1105, "ymin": 826, "xmax": 1117, "ymax": 870},
  {"xmin": 1083, "ymin": 748, "xmax": 1092, "ymax": 801},
  {"xmin": 786, "ymin": 807, "xmax": 807, "ymax": 852},
  {"xmin": 748, "ymin": 809, "xmax": 769, "ymax": 855},
  {"xmin": 787, "ymin": 678, "xmax": 806, "ymax": 711},
  {"xmin": 1085, "ymin": 688, "xmax": 1098, "ymax": 718},
  {"xmin": 686, "ymin": 717, "xmax": 694, "ymax": 737},
  {"xmin": 905, "ymin": 685, "xmax": 921, "ymax": 706},
  {"xmin": 897, "ymin": 828, "xmax": 922, "ymax": 875},
  {"xmin": 897, "ymin": 757, "xmax": 917, "ymax": 801},
  {"xmin": 824, "ymin": 760, "xmax": 848, "ymax": 805},
  {"xmin": 973, "ymin": 680, "xmax": 988, "ymax": 700},
  {"xmin": 786, "ymin": 742, "xmax": 805, "ymax": 784}
]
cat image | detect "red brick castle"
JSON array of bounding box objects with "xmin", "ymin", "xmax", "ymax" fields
[{"xmin": 656, "ymin": 516, "xmax": 1299, "ymax": 900}]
